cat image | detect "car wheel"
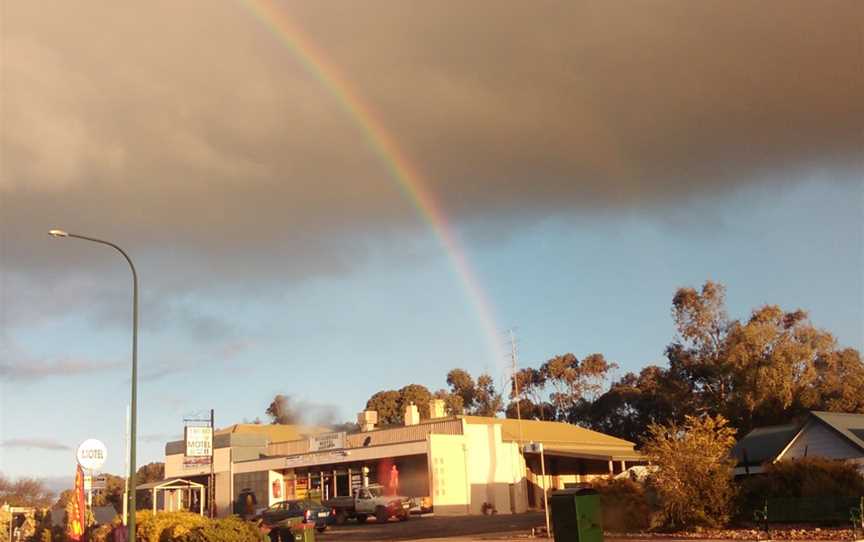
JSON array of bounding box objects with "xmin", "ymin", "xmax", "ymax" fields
[
  {"xmin": 335, "ymin": 510, "xmax": 347, "ymax": 525},
  {"xmin": 398, "ymin": 512, "xmax": 409, "ymax": 522},
  {"xmin": 317, "ymin": 526, "xmax": 327, "ymax": 533},
  {"xmin": 356, "ymin": 514, "xmax": 367, "ymax": 524},
  {"xmin": 375, "ymin": 506, "xmax": 388, "ymax": 523}
]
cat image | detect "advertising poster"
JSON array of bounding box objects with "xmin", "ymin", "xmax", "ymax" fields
[{"xmin": 295, "ymin": 477, "xmax": 308, "ymax": 500}]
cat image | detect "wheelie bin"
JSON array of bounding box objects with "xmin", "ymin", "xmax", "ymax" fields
[
  {"xmin": 290, "ymin": 522, "xmax": 316, "ymax": 542},
  {"xmin": 549, "ymin": 487, "xmax": 603, "ymax": 542}
]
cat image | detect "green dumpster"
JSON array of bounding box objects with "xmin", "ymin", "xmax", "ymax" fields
[{"xmin": 550, "ymin": 488, "xmax": 603, "ymax": 542}]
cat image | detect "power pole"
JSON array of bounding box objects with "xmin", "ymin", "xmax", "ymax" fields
[
  {"xmin": 510, "ymin": 329, "xmax": 528, "ymax": 516},
  {"xmin": 123, "ymin": 404, "xmax": 130, "ymax": 526},
  {"xmin": 209, "ymin": 409, "xmax": 215, "ymax": 518}
]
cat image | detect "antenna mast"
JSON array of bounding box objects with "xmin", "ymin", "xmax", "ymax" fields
[{"xmin": 510, "ymin": 329, "xmax": 525, "ymax": 446}]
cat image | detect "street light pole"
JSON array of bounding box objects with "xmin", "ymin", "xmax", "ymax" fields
[{"xmin": 49, "ymin": 229, "xmax": 139, "ymax": 540}]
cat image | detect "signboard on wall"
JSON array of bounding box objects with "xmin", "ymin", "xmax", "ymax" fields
[
  {"xmin": 309, "ymin": 432, "xmax": 345, "ymax": 452},
  {"xmin": 295, "ymin": 477, "xmax": 308, "ymax": 500},
  {"xmin": 185, "ymin": 426, "xmax": 213, "ymax": 457},
  {"xmin": 183, "ymin": 456, "xmax": 211, "ymax": 468},
  {"xmin": 523, "ymin": 442, "xmax": 543, "ymax": 454},
  {"xmin": 350, "ymin": 472, "xmax": 363, "ymax": 492}
]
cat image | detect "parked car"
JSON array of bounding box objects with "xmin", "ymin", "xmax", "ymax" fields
[
  {"xmin": 260, "ymin": 499, "xmax": 331, "ymax": 532},
  {"xmin": 324, "ymin": 484, "xmax": 411, "ymax": 525},
  {"xmin": 410, "ymin": 496, "xmax": 433, "ymax": 514}
]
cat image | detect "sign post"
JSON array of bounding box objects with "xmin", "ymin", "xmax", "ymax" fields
[
  {"xmin": 77, "ymin": 439, "xmax": 108, "ymax": 514},
  {"xmin": 524, "ymin": 442, "xmax": 550, "ymax": 536},
  {"xmin": 184, "ymin": 412, "xmax": 215, "ymax": 517},
  {"xmin": 209, "ymin": 410, "xmax": 214, "ymax": 519}
]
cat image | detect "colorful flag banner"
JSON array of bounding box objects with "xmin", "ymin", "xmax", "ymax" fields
[{"xmin": 67, "ymin": 465, "xmax": 86, "ymax": 541}]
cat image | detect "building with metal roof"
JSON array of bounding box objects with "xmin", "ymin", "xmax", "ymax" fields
[
  {"xmin": 732, "ymin": 411, "xmax": 864, "ymax": 475},
  {"xmin": 162, "ymin": 400, "xmax": 643, "ymax": 517}
]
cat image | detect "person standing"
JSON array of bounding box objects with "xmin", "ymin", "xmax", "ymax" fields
[{"xmin": 387, "ymin": 465, "xmax": 400, "ymax": 496}]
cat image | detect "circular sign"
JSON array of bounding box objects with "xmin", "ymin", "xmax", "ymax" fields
[{"xmin": 76, "ymin": 439, "xmax": 107, "ymax": 470}]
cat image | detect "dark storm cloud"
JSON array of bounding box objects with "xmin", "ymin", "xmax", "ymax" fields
[{"xmin": 1, "ymin": 0, "xmax": 861, "ymax": 291}]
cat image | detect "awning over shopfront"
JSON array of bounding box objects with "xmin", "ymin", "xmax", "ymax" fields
[
  {"xmin": 529, "ymin": 445, "xmax": 643, "ymax": 462},
  {"xmin": 463, "ymin": 416, "xmax": 643, "ymax": 462},
  {"xmin": 234, "ymin": 439, "xmax": 428, "ymax": 474}
]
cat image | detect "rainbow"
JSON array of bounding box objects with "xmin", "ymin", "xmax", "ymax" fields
[{"xmin": 242, "ymin": 0, "xmax": 507, "ymax": 366}]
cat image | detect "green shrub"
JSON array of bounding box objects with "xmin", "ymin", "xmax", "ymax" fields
[
  {"xmin": 643, "ymin": 414, "xmax": 738, "ymax": 529},
  {"xmin": 134, "ymin": 511, "xmax": 209, "ymax": 542},
  {"xmin": 737, "ymin": 456, "xmax": 864, "ymax": 523},
  {"xmin": 741, "ymin": 457, "xmax": 864, "ymax": 499},
  {"xmin": 88, "ymin": 524, "xmax": 114, "ymax": 542},
  {"xmin": 50, "ymin": 525, "xmax": 67, "ymax": 542},
  {"xmin": 180, "ymin": 516, "xmax": 260, "ymax": 542},
  {"xmin": 131, "ymin": 513, "xmax": 258, "ymax": 542},
  {"xmin": 593, "ymin": 478, "xmax": 652, "ymax": 532}
]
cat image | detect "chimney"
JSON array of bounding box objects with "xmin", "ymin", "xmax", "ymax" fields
[
  {"xmin": 430, "ymin": 398, "xmax": 446, "ymax": 419},
  {"xmin": 404, "ymin": 403, "xmax": 420, "ymax": 426},
  {"xmin": 357, "ymin": 410, "xmax": 378, "ymax": 432}
]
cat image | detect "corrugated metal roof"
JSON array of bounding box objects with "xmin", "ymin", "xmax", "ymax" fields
[
  {"xmin": 461, "ymin": 416, "xmax": 637, "ymax": 448},
  {"xmin": 217, "ymin": 423, "xmax": 329, "ymax": 442},
  {"xmin": 732, "ymin": 411, "xmax": 864, "ymax": 466},
  {"xmin": 731, "ymin": 423, "xmax": 800, "ymax": 466},
  {"xmin": 266, "ymin": 419, "xmax": 463, "ymax": 456}
]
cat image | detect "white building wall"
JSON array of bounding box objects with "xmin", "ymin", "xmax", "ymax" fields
[
  {"xmin": 783, "ymin": 421, "xmax": 862, "ymax": 460},
  {"xmin": 502, "ymin": 440, "xmax": 529, "ymax": 513},
  {"xmin": 428, "ymin": 434, "xmax": 471, "ymax": 516},
  {"xmin": 462, "ymin": 422, "xmax": 528, "ymax": 514}
]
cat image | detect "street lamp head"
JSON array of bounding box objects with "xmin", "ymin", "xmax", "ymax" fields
[{"xmin": 48, "ymin": 229, "xmax": 69, "ymax": 238}]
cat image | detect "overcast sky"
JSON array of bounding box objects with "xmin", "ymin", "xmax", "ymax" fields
[{"xmin": 1, "ymin": 0, "xmax": 862, "ymax": 481}]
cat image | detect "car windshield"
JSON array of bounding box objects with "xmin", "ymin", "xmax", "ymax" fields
[{"xmin": 367, "ymin": 486, "xmax": 383, "ymax": 498}]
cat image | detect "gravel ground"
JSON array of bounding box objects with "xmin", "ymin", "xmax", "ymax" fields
[
  {"xmin": 609, "ymin": 526, "xmax": 862, "ymax": 541},
  {"xmin": 318, "ymin": 513, "xmax": 863, "ymax": 542},
  {"xmin": 319, "ymin": 512, "xmax": 546, "ymax": 541}
]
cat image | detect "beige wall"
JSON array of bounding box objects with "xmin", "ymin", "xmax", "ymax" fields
[
  {"xmin": 428, "ymin": 434, "xmax": 471, "ymax": 516},
  {"xmin": 215, "ymin": 472, "xmax": 231, "ymax": 517},
  {"xmin": 165, "ymin": 447, "xmax": 231, "ymax": 478}
]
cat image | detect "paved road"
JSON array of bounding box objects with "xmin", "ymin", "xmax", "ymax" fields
[{"xmin": 319, "ymin": 512, "xmax": 547, "ymax": 541}]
